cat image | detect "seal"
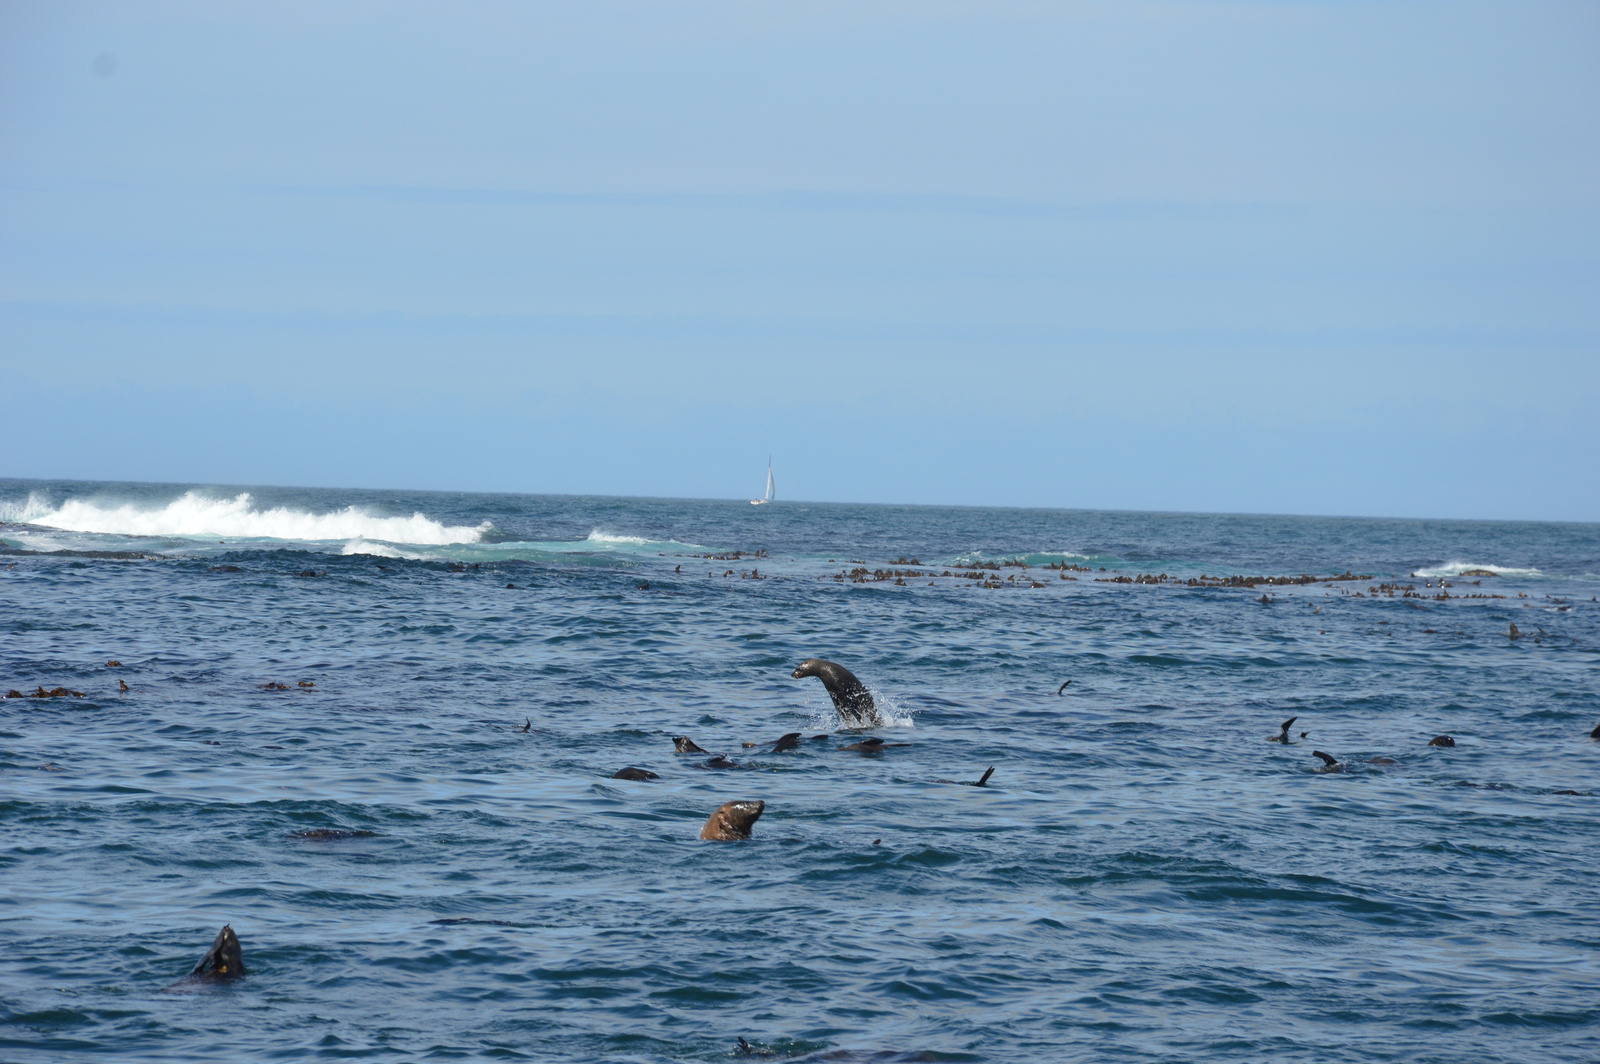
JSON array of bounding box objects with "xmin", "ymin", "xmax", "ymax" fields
[
  {"xmin": 1592, "ymin": 722, "xmax": 1600, "ymax": 739},
  {"xmin": 792, "ymin": 659, "xmax": 881, "ymax": 727},
  {"xmin": 1427, "ymin": 735, "xmax": 1455, "ymax": 747},
  {"xmin": 611, "ymin": 767, "xmax": 659, "ymax": 781},
  {"xmin": 1269, "ymin": 716, "xmax": 1298, "ymax": 743},
  {"xmin": 700, "ymin": 799, "xmax": 764, "ymax": 840},
  {"xmin": 1056, "ymin": 680, "xmax": 1071, "ymax": 695},
  {"xmin": 185, "ymin": 924, "xmax": 246, "ymax": 982},
  {"xmin": 1311, "ymin": 750, "xmax": 1344, "ymax": 772},
  {"xmin": 673, "ymin": 736, "xmax": 709, "ymax": 754},
  {"xmin": 936, "ymin": 766, "xmax": 995, "ymax": 786},
  {"xmin": 742, "ymin": 732, "xmax": 802, "ymax": 751},
  {"xmin": 838, "ymin": 737, "xmax": 910, "ymax": 752}
]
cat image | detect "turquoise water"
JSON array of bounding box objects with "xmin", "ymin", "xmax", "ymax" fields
[{"xmin": 2, "ymin": 478, "xmax": 1598, "ymax": 1062}]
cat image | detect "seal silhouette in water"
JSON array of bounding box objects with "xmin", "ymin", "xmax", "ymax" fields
[
  {"xmin": 673, "ymin": 736, "xmax": 709, "ymax": 754},
  {"xmin": 1057, "ymin": 680, "xmax": 1071, "ymax": 695},
  {"xmin": 182, "ymin": 924, "xmax": 246, "ymax": 983},
  {"xmin": 1269, "ymin": 716, "xmax": 1298, "ymax": 743},
  {"xmin": 700, "ymin": 799, "xmax": 764, "ymax": 840},
  {"xmin": 1591, "ymin": 722, "xmax": 1600, "ymax": 739},
  {"xmin": 1311, "ymin": 750, "xmax": 1345, "ymax": 772},
  {"xmin": 611, "ymin": 767, "xmax": 659, "ymax": 781},
  {"xmin": 936, "ymin": 766, "xmax": 995, "ymax": 786},
  {"xmin": 1428, "ymin": 735, "xmax": 1456, "ymax": 747},
  {"xmin": 792, "ymin": 659, "xmax": 881, "ymax": 727},
  {"xmin": 742, "ymin": 732, "xmax": 802, "ymax": 751},
  {"xmin": 838, "ymin": 737, "xmax": 910, "ymax": 752}
]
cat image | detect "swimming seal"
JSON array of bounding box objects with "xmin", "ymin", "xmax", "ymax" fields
[
  {"xmin": 611, "ymin": 767, "xmax": 659, "ymax": 781},
  {"xmin": 838, "ymin": 737, "xmax": 910, "ymax": 752},
  {"xmin": 700, "ymin": 799, "xmax": 764, "ymax": 840},
  {"xmin": 1270, "ymin": 716, "xmax": 1298, "ymax": 743},
  {"xmin": 673, "ymin": 736, "xmax": 709, "ymax": 754},
  {"xmin": 792, "ymin": 659, "xmax": 881, "ymax": 727},
  {"xmin": 742, "ymin": 732, "xmax": 802, "ymax": 751},
  {"xmin": 936, "ymin": 766, "xmax": 995, "ymax": 786},
  {"xmin": 185, "ymin": 924, "xmax": 246, "ymax": 982},
  {"xmin": 1427, "ymin": 735, "xmax": 1455, "ymax": 747},
  {"xmin": 1311, "ymin": 750, "xmax": 1344, "ymax": 772}
]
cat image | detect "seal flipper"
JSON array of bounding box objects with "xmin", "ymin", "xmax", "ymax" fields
[
  {"xmin": 1311, "ymin": 750, "xmax": 1342, "ymax": 770},
  {"xmin": 189, "ymin": 924, "xmax": 245, "ymax": 982},
  {"xmin": 975, "ymin": 766, "xmax": 995, "ymax": 787},
  {"xmin": 1057, "ymin": 680, "xmax": 1071, "ymax": 695},
  {"xmin": 1272, "ymin": 716, "xmax": 1298, "ymax": 743},
  {"xmin": 1590, "ymin": 721, "xmax": 1600, "ymax": 739}
]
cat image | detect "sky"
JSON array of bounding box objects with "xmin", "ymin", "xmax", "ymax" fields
[{"xmin": 1, "ymin": 1, "xmax": 1597, "ymax": 520}]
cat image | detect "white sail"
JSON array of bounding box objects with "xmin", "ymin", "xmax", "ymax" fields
[{"xmin": 752, "ymin": 458, "xmax": 774, "ymax": 505}]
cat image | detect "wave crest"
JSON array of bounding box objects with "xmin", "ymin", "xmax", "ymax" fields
[
  {"xmin": 10, "ymin": 491, "xmax": 489, "ymax": 546},
  {"xmin": 1414, "ymin": 560, "xmax": 1544, "ymax": 579}
]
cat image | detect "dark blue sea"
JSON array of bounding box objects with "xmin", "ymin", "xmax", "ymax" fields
[{"xmin": 3, "ymin": 478, "xmax": 1598, "ymax": 1063}]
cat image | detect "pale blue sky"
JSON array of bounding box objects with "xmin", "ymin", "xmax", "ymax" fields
[{"xmin": 2, "ymin": 1, "xmax": 1597, "ymax": 519}]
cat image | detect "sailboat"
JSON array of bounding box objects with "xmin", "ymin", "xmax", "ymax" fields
[{"xmin": 750, "ymin": 458, "xmax": 774, "ymax": 505}]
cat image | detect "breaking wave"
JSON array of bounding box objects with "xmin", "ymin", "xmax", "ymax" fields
[
  {"xmin": 1413, "ymin": 560, "xmax": 1544, "ymax": 579},
  {"xmin": 4, "ymin": 491, "xmax": 489, "ymax": 545}
]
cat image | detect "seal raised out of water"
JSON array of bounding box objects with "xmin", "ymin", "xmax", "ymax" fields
[
  {"xmin": 184, "ymin": 924, "xmax": 246, "ymax": 983},
  {"xmin": 792, "ymin": 659, "xmax": 881, "ymax": 727},
  {"xmin": 700, "ymin": 799, "xmax": 764, "ymax": 840}
]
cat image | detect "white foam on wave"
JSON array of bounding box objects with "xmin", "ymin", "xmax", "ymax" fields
[
  {"xmin": 10, "ymin": 491, "xmax": 489, "ymax": 545},
  {"xmin": 1414, "ymin": 560, "xmax": 1544, "ymax": 579}
]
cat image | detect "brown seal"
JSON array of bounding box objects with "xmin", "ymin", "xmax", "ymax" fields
[
  {"xmin": 1428, "ymin": 735, "xmax": 1455, "ymax": 747},
  {"xmin": 838, "ymin": 737, "xmax": 910, "ymax": 752},
  {"xmin": 673, "ymin": 736, "xmax": 709, "ymax": 754},
  {"xmin": 185, "ymin": 924, "xmax": 246, "ymax": 982},
  {"xmin": 792, "ymin": 659, "xmax": 881, "ymax": 727},
  {"xmin": 1311, "ymin": 750, "xmax": 1344, "ymax": 772},
  {"xmin": 700, "ymin": 799, "xmax": 764, "ymax": 840},
  {"xmin": 611, "ymin": 767, "xmax": 659, "ymax": 781}
]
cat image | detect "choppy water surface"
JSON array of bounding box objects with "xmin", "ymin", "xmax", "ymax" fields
[{"xmin": 2, "ymin": 479, "xmax": 1598, "ymax": 1063}]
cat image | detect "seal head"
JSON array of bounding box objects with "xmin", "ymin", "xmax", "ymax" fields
[
  {"xmin": 700, "ymin": 799, "xmax": 765, "ymax": 841},
  {"xmin": 673, "ymin": 736, "xmax": 709, "ymax": 754},
  {"xmin": 1427, "ymin": 735, "xmax": 1455, "ymax": 747},
  {"xmin": 189, "ymin": 924, "xmax": 246, "ymax": 982},
  {"xmin": 792, "ymin": 659, "xmax": 881, "ymax": 727},
  {"xmin": 611, "ymin": 767, "xmax": 659, "ymax": 781}
]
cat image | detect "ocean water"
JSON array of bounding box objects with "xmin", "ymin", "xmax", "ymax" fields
[{"xmin": 2, "ymin": 478, "xmax": 1598, "ymax": 1063}]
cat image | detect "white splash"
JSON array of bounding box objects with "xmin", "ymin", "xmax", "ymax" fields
[
  {"xmin": 11, "ymin": 491, "xmax": 489, "ymax": 545},
  {"xmin": 1414, "ymin": 560, "xmax": 1544, "ymax": 579}
]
